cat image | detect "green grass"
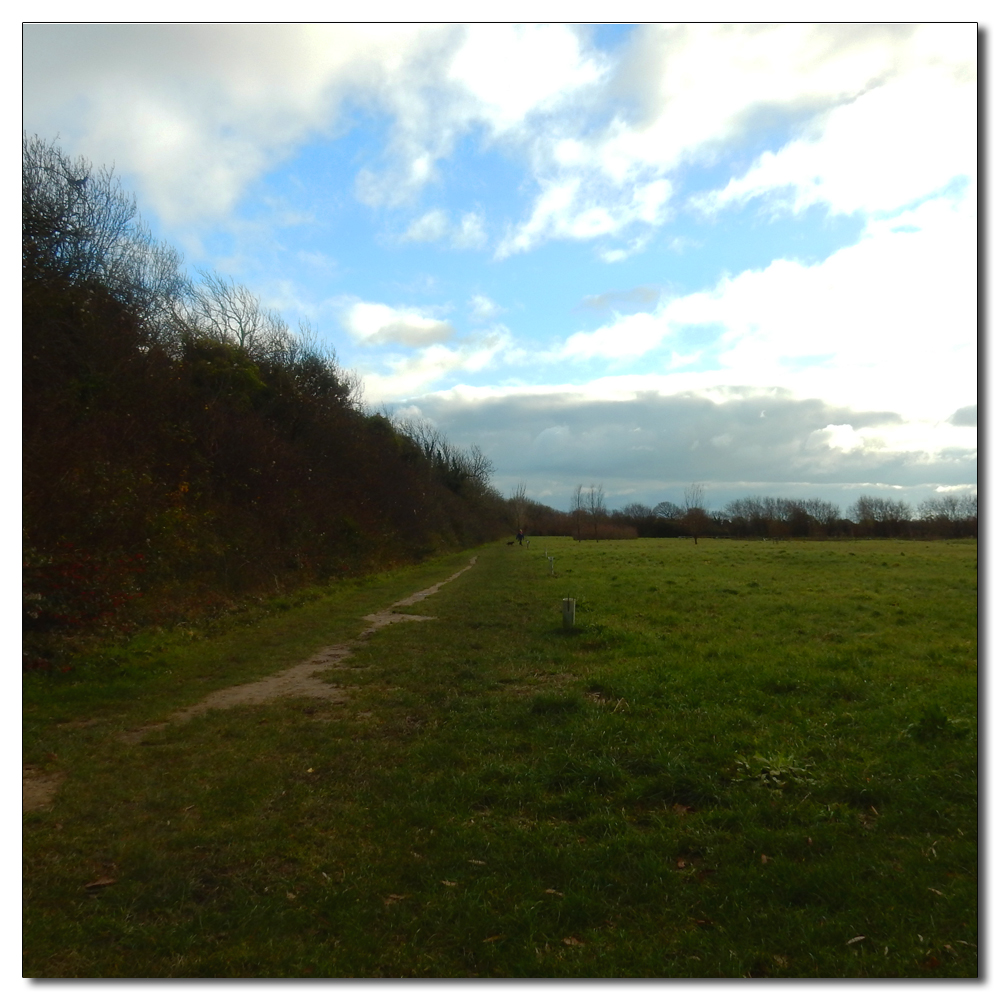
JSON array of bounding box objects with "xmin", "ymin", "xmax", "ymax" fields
[{"xmin": 23, "ymin": 538, "xmax": 978, "ymax": 977}]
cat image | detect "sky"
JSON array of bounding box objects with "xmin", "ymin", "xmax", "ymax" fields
[{"xmin": 21, "ymin": 19, "xmax": 979, "ymax": 515}]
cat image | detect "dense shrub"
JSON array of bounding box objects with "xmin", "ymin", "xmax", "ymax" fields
[{"xmin": 23, "ymin": 136, "xmax": 507, "ymax": 662}]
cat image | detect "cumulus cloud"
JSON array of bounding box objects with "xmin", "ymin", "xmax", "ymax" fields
[
  {"xmin": 23, "ymin": 22, "xmax": 975, "ymax": 258},
  {"xmin": 495, "ymin": 23, "xmax": 974, "ymax": 256},
  {"xmin": 402, "ymin": 209, "xmax": 487, "ymax": 249},
  {"xmin": 453, "ymin": 212, "xmax": 488, "ymax": 249},
  {"xmin": 469, "ymin": 294, "xmax": 502, "ymax": 322},
  {"xmin": 402, "ymin": 210, "xmax": 450, "ymax": 243},
  {"xmin": 342, "ymin": 301, "xmax": 454, "ymax": 347},
  {"xmin": 360, "ymin": 325, "xmax": 515, "ymax": 400},
  {"xmin": 446, "ymin": 23, "xmax": 608, "ymax": 133},
  {"xmin": 23, "ymin": 23, "xmax": 409, "ymax": 225},
  {"xmin": 559, "ymin": 311, "xmax": 670, "ymax": 362},
  {"xmin": 694, "ymin": 61, "xmax": 975, "ymax": 219},
  {"xmin": 496, "ymin": 177, "xmax": 671, "ymax": 258},
  {"xmin": 949, "ymin": 405, "xmax": 978, "ymax": 427},
  {"xmin": 556, "ymin": 184, "xmax": 976, "ymax": 423},
  {"xmin": 353, "ymin": 23, "xmax": 607, "ymax": 209}
]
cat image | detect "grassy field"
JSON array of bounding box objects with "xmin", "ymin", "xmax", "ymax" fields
[{"xmin": 23, "ymin": 537, "xmax": 978, "ymax": 978}]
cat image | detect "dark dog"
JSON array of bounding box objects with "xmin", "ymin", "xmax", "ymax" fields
[{"xmin": 506, "ymin": 540, "xmax": 515, "ymax": 546}]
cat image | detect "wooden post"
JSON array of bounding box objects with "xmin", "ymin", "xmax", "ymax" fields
[
  {"xmin": 548, "ymin": 556, "xmax": 555, "ymax": 575},
  {"xmin": 562, "ymin": 598, "xmax": 576, "ymax": 628}
]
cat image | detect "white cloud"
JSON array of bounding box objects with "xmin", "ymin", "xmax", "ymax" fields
[
  {"xmin": 560, "ymin": 311, "xmax": 669, "ymax": 361},
  {"xmin": 400, "ymin": 209, "xmax": 486, "ymax": 249},
  {"xmin": 446, "ymin": 23, "xmax": 607, "ymax": 134},
  {"xmin": 23, "ymin": 24, "xmax": 408, "ymax": 225},
  {"xmin": 496, "ymin": 177, "xmax": 671, "ymax": 258},
  {"xmin": 402, "ymin": 210, "xmax": 450, "ymax": 243},
  {"xmin": 696, "ymin": 64, "xmax": 976, "ymax": 218},
  {"xmin": 453, "ymin": 212, "xmax": 487, "ymax": 249},
  {"xmin": 342, "ymin": 301, "xmax": 454, "ymax": 347},
  {"xmin": 498, "ymin": 23, "xmax": 975, "ymax": 255},
  {"xmin": 468, "ymin": 294, "xmax": 502, "ymax": 322},
  {"xmin": 360, "ymin": 325, "xmax": 514, "ymax": 400},
  {"xmin": 24, "ymin": 23, "xmax": 975, "ymax": 258},
  {"xmin": 554, "ymin": 182, "xmax": 975, "ymax": 424}
]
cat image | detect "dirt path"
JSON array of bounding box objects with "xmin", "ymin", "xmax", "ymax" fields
[{"xmin": 23, "ymin": 557, "xmax": 477, "ymax": 811}]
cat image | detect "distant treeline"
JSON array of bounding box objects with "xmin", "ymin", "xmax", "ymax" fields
[
  {"xmin": 510, "ymin": 490, "xmax": 977, "ymax": 542},
  {"xmin": 23, "ymin": 136, "xmax": 508, "ymax": 660}
]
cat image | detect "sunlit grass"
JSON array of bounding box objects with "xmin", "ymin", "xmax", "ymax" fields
[{"xmin": 24, "ymin": 538, "xmax": 977, "ymax": 977}]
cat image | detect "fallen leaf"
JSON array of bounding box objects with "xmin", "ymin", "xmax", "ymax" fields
[
  {"xmin": 441, "ymin": 880, "xmax": 457, "ymax": 887},
  {"xmin": 761, "ymin": 854, "xmax": 770, "ymax": 864},
  {"xmin": 928, "ymin": 887, "xmax": 945, "ymax": 896},
  {"xmin": 563, "ymin": 937, "xmax": 584, "ymax": 947},
  {"xmin": 672, "ymin": 804, "xmax": 692, "ymax": 815},
  {"xmin": 83, "ymin": 877, "xmax": 116, "ymax": 889},
  {"xmin": 385, "ymin": 894, "xmax": 407, "ymax": 904},
  {"xmin": 469, "ymin": 859, "xmax": 486, "ymax": 865},
  {"xmin": 286, "ymin": 892, "xmax": 296, "ymax": 900},
  {"xmin": 306, "ymin": 768, "xmax": 314, "ymax": 773},
  {"xmin": 483, "ymin": 935, "xmax": 503, "ymax": 943},
  {"xmin": 676, "ymin": 860, "xmax": 687, "ymax": 869},
  {"xmin": 847, "ymin": 936, "xmax": 865, "ymax": 946},
  {"xmin": 545, "ymin": 889, "xmax": 564, "ymax": 896}
]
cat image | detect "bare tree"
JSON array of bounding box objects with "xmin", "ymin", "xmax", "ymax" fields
[
  {"xmin": 682, "ymin": 483, "xmax": 710, "ymax": 544},
  {"xmin": 510, "ymin": 481, "xmax": 529, "ymax": 532},
  {"xmin": 572, "ymin": 484, "xmax": 584, "ymax": 541},
  {"xmin": 23, "ymin": 133, "xmax": 186, "ymax": 334},
  {"xmin": 467, "ymin": 446, "xmax": 495, "ymax": 491},
  {"xmin": 585, "ymin": 484, "xmax": 606, "ymax": 541},
  {"xmin": 917, "ymin": 492, "xmax": 977, "ymax": 538},
  {"xmin": 182, "ymin": 272, "xmax": 284, "ymax": 353},
  {"xmin": 684, "ymin": 483, "xmax": 705, "ymax": 511},
  {"xmin": 619, "ymin": 502, "xmax": 652, "ymax": 523},
  {"xmin": 849, "ymin": 495, "xmax": 912, "ymax": 537}
]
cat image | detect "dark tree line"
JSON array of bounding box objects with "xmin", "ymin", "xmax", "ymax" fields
[
  {"xmin": 607, "ymin": 492, "xmax": 977, "ymax": 541},
  {"xmin": 506, "ymin": 487, "xmax": 977, "ymax": 543},
  {"xmin": 23, "ymin": 136, "xmax": 507, "ymax": 661}
]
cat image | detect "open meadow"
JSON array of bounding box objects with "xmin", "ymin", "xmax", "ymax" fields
[{"xmin": 23, "ymin": 537, "xmax": 978, "ymax": 978}]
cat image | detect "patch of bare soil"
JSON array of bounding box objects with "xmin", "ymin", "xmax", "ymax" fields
[{"xmin": 23, "ymin": 766, "xmax": 63, "ymax": 812}]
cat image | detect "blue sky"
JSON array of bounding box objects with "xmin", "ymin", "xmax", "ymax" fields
[{"xmin": 22, "ymin": 20, "xmax": 978, "ymax": 513}]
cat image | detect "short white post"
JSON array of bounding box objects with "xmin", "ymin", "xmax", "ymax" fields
[
  {"xmin": 562, "ymin": 597, "xmax": 576, "ymax": 628},
  {"xmin": 548, "ymin": 556, "xmax": 555, "ymax": 575}
]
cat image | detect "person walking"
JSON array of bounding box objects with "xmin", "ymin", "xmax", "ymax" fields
[{"xmin": 516, "ymin": 528, "xmax": 524, "ymax": 545}]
